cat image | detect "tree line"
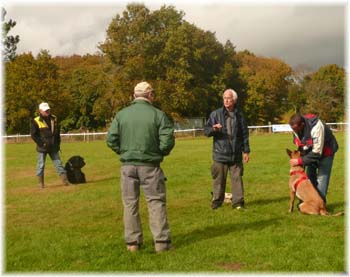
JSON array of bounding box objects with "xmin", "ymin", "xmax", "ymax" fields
[{"xmin": 3, "ymin": 4, "xmax": 345, "ymax": 134}]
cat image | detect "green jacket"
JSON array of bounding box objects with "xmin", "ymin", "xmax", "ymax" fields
[{"xmin": 106, "ymin": 99, "xmax": 175, "ymax": 165}]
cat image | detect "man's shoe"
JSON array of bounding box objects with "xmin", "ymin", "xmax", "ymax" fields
[
  {"xmin": 155, "ymin": 242, "xmax": 172, "ymax": 253},
  {"xmin": 211, "ymin": 202, "xmax": 222, "ymax": 210},
  {"xmin": 60, "ymin": 174, "xmax": 70, "ymax": 186},
  {"xmin": 126, "ymin": 245, "xmax": 139, "ymax": 252},
  {"xmin": 38, "ymin": 175, "xmax": 44, "ymax": 188}
]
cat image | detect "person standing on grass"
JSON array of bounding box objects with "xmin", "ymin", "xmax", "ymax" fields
[
  {"xmin": 288, "ymin": 113, "xmax": 338, "ymax": 203},
  {"xmin": 106, "ymin": 81, "xmax": 175, "ymax": 253},
  {"xmin": 31, "ymin": 102, "xmax": 69, "ymax": 188},
  {"xmin": 204, "ymin": 89, "xmax": 250, "ymax": 210}
]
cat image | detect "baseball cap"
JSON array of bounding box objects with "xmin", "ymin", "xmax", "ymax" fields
[
  {"xmin": 39, "ymin": 102, "xmax": 50, "ymax": 111},
  {"xmin": 134, "ymin": 81, "xmax": 154, "ymax": 96}
]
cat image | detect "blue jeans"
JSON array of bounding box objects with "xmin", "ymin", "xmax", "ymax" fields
[
  {"xmin": 36, "ymin": 151, "xmax": 66, "ymax": 177},
  {"xmin": 306, "ymin": 155, "xmax": 334, "ymax": 202}
]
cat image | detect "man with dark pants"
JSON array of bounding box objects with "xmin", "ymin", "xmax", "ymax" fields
[
  {"xmin": 107, "ymin": 81, "xmax": 175, "ymax": 253},
  {"xmin": 289, "ymin": 113, "xmax": 338, "ymax": 203},
  {"xmin": 204, "ymin": 89, "xmax": 250, "ymax": 210},
  {"xmin": 31, "ymin": 102, "xmax": 69, "ymax": 188}
]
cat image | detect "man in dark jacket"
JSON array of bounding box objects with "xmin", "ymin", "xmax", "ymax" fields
[
  {"xmin": 31, "ymin": 102, "xmax": 68, "ymax": 188},
  {"xmin": 107, "ymin": 81, "xmax": 175, "ymax": 253},
  {"xmin": 204, "ymin": 89, "xmax": 250, "ymax": 210},
  {"xmin": 289, "ymin": 113, "xmax": 338, "ymax": 202}
]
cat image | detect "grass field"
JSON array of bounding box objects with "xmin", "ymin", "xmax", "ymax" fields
[{"xmin": 4, "ymin": 133, "xmax": 346, "ymax": 273}]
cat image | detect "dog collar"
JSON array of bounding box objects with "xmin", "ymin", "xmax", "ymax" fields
[
  {"xmin": 293, "ymin": 176, "xmax": 308, "ymax": 191},
  {"xmin": 290, "ymin": 170, "xmax": 306, "ymax": 176},
  {"xmin": 290, "ymin": 170, "xmax": 308, "ymax": 191}
]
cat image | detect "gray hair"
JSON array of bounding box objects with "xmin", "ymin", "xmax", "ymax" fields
[
  {"xmin": 223, "ymin": 89, "xmax": 238, "ymax": 101},
  {"xmin": 134, "ymin": 91, "xmax": 150, "ymax": 98}
]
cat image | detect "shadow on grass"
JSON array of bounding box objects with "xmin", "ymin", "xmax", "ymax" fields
[
  {"xmin": 326, "ymin": 201, "xmax": 345, "ymax": 212},
  {"xmin": 247, "ymin": 196, "xmax": 290, "ymax": 207},
  {"xmin": 175, "ymin": 217, "xmax": 283, "ymax": 248},
  {"xmin": 87, "ymin": 176, "xmax": 117, "ymax": 185}
]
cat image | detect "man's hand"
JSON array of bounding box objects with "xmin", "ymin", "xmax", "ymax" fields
[
  {"xmin": 289, "ymin": 159, "xmax": 300, "ymax": 166},
  {"xmin": 243, "ymin": 153, "xmax": 249, "ymax": 163},
  {"xmin": 213, "ymin": 123, "xmax": 222, "ymax": 132}
]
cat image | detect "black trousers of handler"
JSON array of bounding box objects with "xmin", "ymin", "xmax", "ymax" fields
[{"xmin": 211, "ymin": 161, "xmax": 244, "ymax": 207}]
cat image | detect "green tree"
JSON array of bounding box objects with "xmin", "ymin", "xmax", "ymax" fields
[
  {"xmin": 56, "ymin": 54, "xmax": 111, "ymax": 131},
  {"xmin": 285, "ymin": 65, "xmax": 312, "ymax": 114},
  {"xmin": 2, "ymin": 8, "xmax": 20, "ymax": 62},
  {"xmin": 99, "ymin": 4, "xmax": 242, "ymax": 121},
  {"xmin": 301, "ymin": 64, "xmax": 345, "ymax": 122}
]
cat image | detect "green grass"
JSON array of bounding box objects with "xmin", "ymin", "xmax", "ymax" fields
[{"xmin": 4, "ymin": 133, "xmax": 346, "ymax": 273}]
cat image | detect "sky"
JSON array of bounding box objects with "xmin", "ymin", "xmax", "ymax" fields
[{"xmin": 2, "ymin": 0, "xmax": 348, "ymax": 71}]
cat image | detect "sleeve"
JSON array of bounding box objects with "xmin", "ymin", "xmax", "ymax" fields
[
  {"xmin": 158, "ymin": 113, "xmax": 175, "ymax": 156},
  {"xmin": 106, "ymin": 115, "xmax": 121, "ymax": 154},
  {"xmin": 56, "ymin": 120, "xmax": 61, "ymax": 145},
  {"xmin": 30, "ymin": 119, "xmax": 43, "ymax": 147},
  {"xmin": 240, "ymin": 112, "xmax": 250, "ymax": 153},
  {"xmin": 301, "ymin": 120, "xmax": 324, "ymax": 165},
  {"xmin": 292, "ymin": 132, "xmax": 301, "ymax": 147},
  {"xmin": 204, "ymin": 111, "xmax": 219, "ymax": 137}
]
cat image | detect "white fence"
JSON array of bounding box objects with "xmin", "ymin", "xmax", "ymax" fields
[{"xmin": 3, "ymin": 123, "xmax": 348, "ymax": 143}]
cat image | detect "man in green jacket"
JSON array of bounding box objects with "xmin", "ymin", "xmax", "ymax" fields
[{"xmin": 107, "ymin": 81, "xmax": 175, "ymax": 253}]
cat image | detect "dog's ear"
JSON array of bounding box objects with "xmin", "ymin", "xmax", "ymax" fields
[{"xmin": 286, "ymin": 149, "xmax": 292, "ymax": 157}]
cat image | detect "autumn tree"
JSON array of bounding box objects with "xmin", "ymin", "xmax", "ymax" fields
[
  {"xmin": 5, "ymin": 50, "xmax": 64, "ymax": 134},
  {"xmin": 237, "ymin": 51, "xmax": 292, "ymax": 125}
]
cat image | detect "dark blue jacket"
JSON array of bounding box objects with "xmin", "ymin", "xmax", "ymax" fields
[
  {"xmin": 204, "ymin": 106, "xmax": 250, "ymax": 163},
  {"xmin": 293, "ymin": 114, "xmax": 338, "ymax": 165}
]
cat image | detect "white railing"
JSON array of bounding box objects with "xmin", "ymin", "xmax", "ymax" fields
[{"xmin": 3, "ymin": 123, "xmax": 348, "ymax": 143}]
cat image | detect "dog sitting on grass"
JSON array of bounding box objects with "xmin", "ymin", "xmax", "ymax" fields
[
  {"xmin": 286, "ymin": 149, "xmax": 343, "ymax": 216},
  {"xmin": 65, "ymin": 156, "xmax": 86, "ymax": 184}
]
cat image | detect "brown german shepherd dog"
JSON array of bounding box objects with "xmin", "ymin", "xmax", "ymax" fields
[{"xmin": 286, "ymin": 149, "xmax": 343, "ymax": 216}]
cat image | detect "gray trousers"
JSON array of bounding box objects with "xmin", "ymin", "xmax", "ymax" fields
[
  {"xmin": 211, "ymin": 161, "xmax": 244, "ymax": 207},
  {"xmin": 121, "ymin": 165, "xmax": 170, "ymax": 245}
]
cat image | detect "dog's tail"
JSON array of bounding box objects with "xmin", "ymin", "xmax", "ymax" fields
[
  {"xmin": 322, "ymin": 211, "xmax": 344, "ymax": 217},
  {"xmin": 329, "ymin": 211, "xmax": 344, "ymax": 217}
]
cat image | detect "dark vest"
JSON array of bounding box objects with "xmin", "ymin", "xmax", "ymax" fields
[{"xmin": 293, "ymin": 114, "xmax": 338, "ymax": 157}]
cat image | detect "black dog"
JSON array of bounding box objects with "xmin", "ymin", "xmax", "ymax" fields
[{"xmin": 65, "ymin": 156, "xmax": 86, "ymax": 184}]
